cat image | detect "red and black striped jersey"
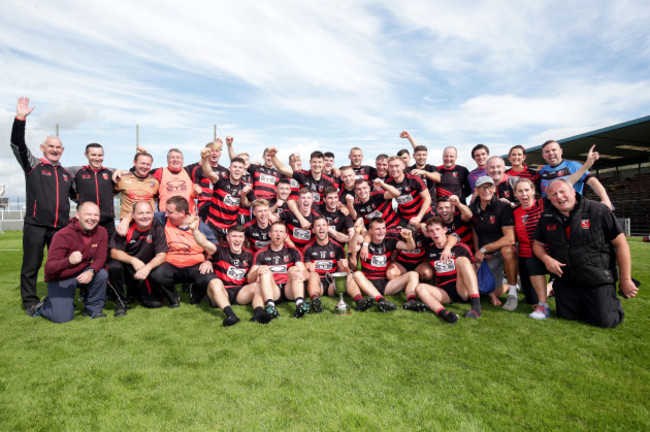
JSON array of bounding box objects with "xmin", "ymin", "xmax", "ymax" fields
[
  {"xmin": 354, "ymin": 191, "xmax": 400, "ymax": 229},
  {"xmin": 443, "ymin": 212, "xmax": 474, "ymax": 248},
  {"xmin": 207, "ymin": 177, "xmax": 254, "ymax": 230},
  {"xmin": 303, "ymin": 239, "xmax": 346, "ymax": 276},
  {"xmin": 269, "ymin": 197, "xmax": 289, "ymax": 215},
  {"xmin": 394, "ymin": 231, "xmax": 430, "ymax": 268},
  {"xmin": 192, "ymin": 164, "xmax": 229, "ymax": 220},
  {"xmin": 351, "ymin": 165, "xmax": 376, "ymax": 182},
  {"xmin": 284, "ymin": 172, "xmax": 303, "ymax": 200},
  {"xmin": 437, "ymin": 165, "xmax": 471, "ymax": 202},
  {"xmin": 386, "ymin": 174, "xmax": 432, "ymax": 222},
  {"xmin": 360, "ymin": 237, "xmax": 399, "ymax": 280},
  {"xmin": 408, "ymin": 163, "xmax": 439, "ymax": 205},
  {"xmin": 253, "ymin": 245, "xmax": 303, "ymax": 285},
  {"xmin": 514, "ymin": 199, "xmax": 544, "ymax": 258},
  {"xmin": 506, "ymin": 166, "xmax": 540, "ymax": 189},
  {"xmin": 319, "ymin": 205, "xmax": 354, "ymax": 234},
  {"xmin": 292, "ymin": 171, "xmax": 337, "ymax": 205},
  {"xmin": 338, "ymin": 187, "xmax": 356, "ymax": 204},
  {"xmin": 213, "ymin": 245, "xmax": 253, "ymax": 288},
  {"xmin": 243, "ymin": 220, "xmax": 271, "ymax": 255},
  {"xmin": 426, "ymin": 243, "xmax": 473, "ymax": 288},
  {"xmin": 248, "ymin": 164, "xmax": 281, "ymax": 200},
  {"xmin": 279, "ymin": 208, "xmax": 321, "ymax": 250}
]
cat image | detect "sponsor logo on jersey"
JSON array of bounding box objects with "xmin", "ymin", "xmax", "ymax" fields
[
  {"xmin": 259, "ymin": 174, "xmax": 276, "ymax": 185},
  {"xmin": 370, "ymin": 255, "xmax": 388, "ymax": 267},
  {"xmin": 167, "ymin": 179, "xmax": 187, "ymax": 192},
  {"xmin": 396, "ymin": 194, "xmax": 414, "ymax": 205},
  {"xmin": 315, "ymin": 261, "xmax": 334, "ymax": 271},
  {"xmin": 434, "ymin": 259, "xmax": 456, "ymax": 274},
  {"xmin": 293, "ymin": 227, "xmax": 311, "ymax": 241},
  {"xmin": 226, "ymin": 266, "xmax": 246, "ymax": 281},
  {"xmin": 254, "ymin": 240, "xmax": 270, "ymax": 248},
  {"xmin": 223, "ymin": 194, "xmax": 240, "ymax": 206},
  {"xmin": 269, "ymin": 265, "xmax": 288, "ymax": 273}
]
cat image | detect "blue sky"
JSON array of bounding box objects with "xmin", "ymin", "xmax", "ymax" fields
[{"xmin": 2, "ymin": 0, "xmax": 650, "ymax": 200}]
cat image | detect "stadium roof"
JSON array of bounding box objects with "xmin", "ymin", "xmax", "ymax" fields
[{"xmin": 521, "ymin": 115, "xmax": 650, "ymax": 170}]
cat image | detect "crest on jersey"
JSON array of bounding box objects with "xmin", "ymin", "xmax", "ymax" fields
[
  {"xmin": 547, "ymin": 224, "xmax": 557, "ymax": 231},
  {"xmin": 581, "ymin": 219, "xmax": 590, "ymax": 229},
  {"xmin": 102, "ymin": 173, "xmax": 109, "ymax": 180},
  {"xmin": 489, "ymin": 215, "xmax": 496, "ymax": 224}
]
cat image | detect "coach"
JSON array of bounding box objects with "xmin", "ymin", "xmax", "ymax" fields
[
  {"xmin": 11, "ymin": 97, "xmax": 76, "ymax": 314},
  {"xmin": 533, "ymin": 179, "xmax": 637, "ymax": 328},
  {"xmin": 30, "ymin": 202, "xmax": 108, "ymax": 322}
]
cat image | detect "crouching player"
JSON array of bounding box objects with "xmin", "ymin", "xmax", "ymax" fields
[
  {"xmin": 348, "ymin": 217, "xmax": 419, "ymax": 312},
  {"xmin": 416, "ymin": 217, "xmax": 482, "ymax": 323},
  {"xmin": 304, "ymin": 216, "xmax": 350, "ymax": 312},
  {"xmin": 248, "ymin": 222, "xmax": 311, "ymax": 319},
  {"xmin": 208, "ymin": 225, "xmax": 271, "ymax": 325}
]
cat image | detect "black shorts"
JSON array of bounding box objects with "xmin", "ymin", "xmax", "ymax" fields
[
  {"xmin": 318, "ymin": 274, "xmax": 336, "ymax": 295},
  {"xmin": 554, "ymin": 280, "xmax": 624, "ymax": 328},
  {"xmin": 369, "ymin": 278, "xmax": 388, "ymax": 295},
  {"xmin": 225, "ymin": 285, "xmax": 244, "ymax": 305},
  {"xmin": 441, "ymin": 282, "xmax": 464, "ymax": 304},
  {"xmin": 523, "ymin": 255, "xmax": 546, "ymax": 276},
  {"xmin": 275, "ymin": 282, "xmax": 289, "ymax": 303},
  {"xmin": 395, "ymin": 259, "xmax": 420, "ymax": 272}
]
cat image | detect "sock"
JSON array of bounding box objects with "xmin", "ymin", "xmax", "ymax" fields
[
  {"xmin": 436, "ymin": 307, "xmax": 447, "ymax": 316},
  {"xmin": 508, "ymin": 285, "xmax": 518, "ymax": 297},
  {"xmin": 223, "ymin": 306, "xmax": 235, "ymax": 318},
  {"xmin": 406, "ymin": 295, "xmax": 416, "ymax": 302},
  {"xmin": 295, "ymin": 297, "xmax": 304, "ymax": 306},
  {"xmin": 469, "ymin": 295, "xmax": 482, "ymax": 315},
  {"xmin": 437, "ymin": 307, "xmax": 458, "ymax": 323},
  {"xmin": 375, "ymin": 295, "xmax": 384, "ymax": 303},
  {"xmin": 310, "ymin": 294, "xmax": 318, "ymax": 301},
  {"xmin": 354, "ymin": 294, "xmax": 363, "ymax": 303},
  {"xmin": 539, "ymin": 302, "xmax": 549, "ymax": 308},
  {"xmin": 253, "ymin": 306, "xmax": 264, "ymax": 317}
]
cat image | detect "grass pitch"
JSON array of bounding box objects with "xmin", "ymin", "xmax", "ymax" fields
[{"xmin": 0, "ymin": 231, "xmax": 648, "ymax": 431}]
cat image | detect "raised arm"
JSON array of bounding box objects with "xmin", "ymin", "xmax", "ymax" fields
[
  {"xmin": 267, "ymin": 147, "xmax": 293, "ymax": 177},
  {"xmin": 225, "ymin": 136, "xmax": 236, "ymax": 160},
  {"xmin": 200, "ymin": 148, "xmax": 221, "ymax": 183},
  {"xmin": 373, "ymin": 178, "xmax": 399, "ymax": 200},
  {"xmin": 400, "ymin": 130, "xmax": 419, "ymax": 150},
  {"xmin": 449, "ymin": 195, "xmax": 473, "ymax": 222}
]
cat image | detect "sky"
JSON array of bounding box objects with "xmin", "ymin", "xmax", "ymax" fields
[{"xmin": 1, "ymin": 0, "xmax": 649, "ymax": 201}]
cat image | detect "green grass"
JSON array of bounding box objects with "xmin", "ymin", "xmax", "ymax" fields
[{"xmin": 0, "ymin": 231, "xmax": 649, "ymax": 431}]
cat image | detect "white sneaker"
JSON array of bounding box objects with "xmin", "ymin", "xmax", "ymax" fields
[
  {"xmin": 528, "ymin": 304, "xmax": 550, "ymax": 320},
  {"xmin": 502, "ymin": 295, "xmax": 518, "ymax": 311}
]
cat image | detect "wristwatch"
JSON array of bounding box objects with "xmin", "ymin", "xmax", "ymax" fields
[{"xmin": 480, "ymin": 247, "xmax": 487, "ymax": 254}]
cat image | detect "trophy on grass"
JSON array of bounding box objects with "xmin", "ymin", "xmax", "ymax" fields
[{"xmin": 329, "ymin": 271, "xmax": 351, "ymax": 316}]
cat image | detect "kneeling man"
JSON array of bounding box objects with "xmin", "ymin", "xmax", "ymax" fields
[
  {"xmin": 533, "ymin": 179, "xmax": 637, "ymax": 328},
  {"xmin": 30, "ymin": 202, "xmax": 108, "ymax": 322}
]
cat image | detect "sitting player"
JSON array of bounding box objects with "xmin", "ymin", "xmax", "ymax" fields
[
  {"xmin": 207, "ymin": 225, "xmax": 270, "ymax": 325},
  {"xmin": 304, "ymin": 216, "xmax": 350, "ymax": 312},
  {"xmin": 416, "ymin": 217, "xmax": 482, "ymax": 323},
  {"xmin": 248, "ymin": 222, "xmax": 311, "ymax": 319},
  {"xmin": 348, "ymin": 217, "xmax": 418, "ymax": 312}
]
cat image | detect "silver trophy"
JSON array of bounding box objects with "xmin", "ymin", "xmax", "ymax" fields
[{"xmin": 329, "ymin": 272, "xmax": 351, "ymax": 316}]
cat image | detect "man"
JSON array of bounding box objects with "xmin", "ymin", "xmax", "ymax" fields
[
  {"xmin": 348, "ymin": 178, "xmax": 401, "ymax": 230},
  {"xmin": 374, "ymin": 154, "xmax": 390, "ymax": 185},
  {"xmin": 148, "ymin": 196, "xmax": 219, "ymax": 308},
  {"xmin": 192, "ymin": 139, "xmax": 230, "ymax": 221},
  {"xmin": 244, "ymin": 199, "xmax": 273, "ymax": 255},
  {"xmin": 468, "ymin": 144, "xmax": 490, "ymax": 192},
  {"xmin": 415, "ymin": 217, "xmax": 482, "ymax": 323},
  {"xmin": 150, "ymin": 148, "xmax": 198, "ymax": 214},
  {"xmin": 347, "ymin": 218, "xmax": 418, "ymax": 312},
  {"xmin": 29, "ymin": 202, "xmax": 108, "ymax": 323},
  {"xmin": 437, "ymin": 146, "xmax": 471, "ymax": 203},
  {"xmin": 486, "ymin": 156, "xmax": 517, "ymax": 206},
  {"xmin": 397, "ymin": 149, "xmax": 411, "ymax": 167},
  {"xmin": 69, "ymin": 143, "xmax": 116, "ymax": 240},
  {"xmin": 436, "ymin": 196, "xmax": 474, "ymax": 247},
  {"xmin": 269, "ymin": 178, "xmax": 292, "ymax": 216},
  {"xmin": 400, "ymin": 130, "xmax": 441, "ymax": 202},
  {"xmin": 386, "ymin": 156, "xmax": 433, "ymax": 226},
  {"xmin": 201, "ymin": 152, "xmax": 255, "ymax": 242},
  {"xmin": 470, "ymin": 176, "xmax": 519, "ymax": 310},
  {"xmin": 337, "ymin": 166, "xmax": 358, "ymax": 204},
  {"xmin": 208, "ymin": 225, "xmax": 270, "ymax": 325},
  {"xmin": 228, "ymin": 139, "xmax": 282, "ymax": 201},
  {"xmin": 107, "ymin": 201, "xmax": 168, "ymax": 315},
  {"xmin": 248, "ymin": 222, "xmax": 311, "ymax": 319},
  {"xmin": 538, "ymin": 140, "xmax": 612, "ymax": 209},
  {"xmin": 533, "ymin": 179, "xmax": 637, "ymax": 328},
  {"xmin": 114, "ymin": 152, "xmax": 160, "ymax": 221},
  {"xmin": 280, "ymin": 188, "xmax": 321, "ymax": 250},
  {"xmin": 304, "ymin": 216, "xmax": 350, "ymax": 312},
  {"xmin": 323, "ymin": 151, "xmax": 339, "ymax": 185},
  {"xmin": 347, "ymin": 147, "xmax": 376, "ymax": 181},
  {"xmin": 320, "ymin": 187, "xmax": 354, "ymax": 244},
  {"xmin": 11, "ymin": 97, "xmax": 76, "ymax": 314},
  {"xmin": 270, "ymin": 148, "xmax": 336, "ymax": 206}
]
